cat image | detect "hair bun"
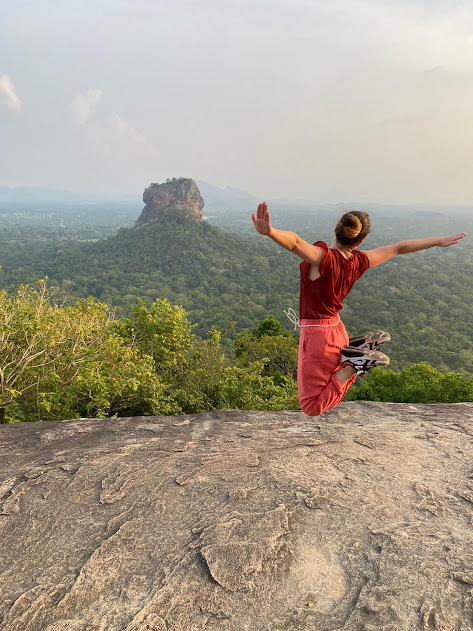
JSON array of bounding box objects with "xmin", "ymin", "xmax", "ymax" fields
[{"xmin": 340, "ymin": 213, "xmax": 362, "ymax": 239}]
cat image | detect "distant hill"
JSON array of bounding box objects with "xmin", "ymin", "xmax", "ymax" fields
[
  {"xmin": 0, "ymin": 186, "xmax": 140, "ymax": 203},
  {"xmin": 0, "ymin": 183, "xmax": 259, "ymax": 207},
  {"xmin": 407, "ymin": 210, "xmax": 450, "ymax": 220},
  {"xmin": 196, "ymin": 181, "xmax": 259, "ymax": 211},
  {"xmin": 0, "ymin": 206, "xmax": 300, "ymax": 338}
]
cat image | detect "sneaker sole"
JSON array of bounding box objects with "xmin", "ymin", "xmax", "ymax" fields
[
  {"xmin": 341, "ymin": 346, "xmax": 390, "ymax": 366},
  {"xmin": 348, "ymin": 330, "xmax": 391, "ymax": 350}
]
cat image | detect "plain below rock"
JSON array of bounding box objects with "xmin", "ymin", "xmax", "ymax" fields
[{"xmin": 1, "ymin": 402, "xmax": 473, "ymax": 630}]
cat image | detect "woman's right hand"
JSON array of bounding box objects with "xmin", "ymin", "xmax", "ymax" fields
[
  {"xmin": 251, "ymin": 202, "xmax": 272, "ymax": 236},
  {"xmin": 438, "ymin": 233, "xmax": 467, "ymax": 247}
]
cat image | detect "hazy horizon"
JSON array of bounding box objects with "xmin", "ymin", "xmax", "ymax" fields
[
  {"xmin": 2, "ymin": 180, "xmax": 473, "ymax": 210},
  {"xmin": 2, "ymin": 0, "xmax": 473, "ymax": 205}
]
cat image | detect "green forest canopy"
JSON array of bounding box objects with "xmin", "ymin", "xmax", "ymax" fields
[{"xmin": 0, "ymin": 203, "xmax": 472, "ymax": 377}]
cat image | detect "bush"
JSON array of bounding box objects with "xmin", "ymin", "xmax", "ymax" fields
[
  {"xmin": 347, "ymin": 362, "xmax": 473, "ymax": 403},
  {"xmin": 0, "ymin": 288, "xmax": 301, "ymax": 422},
  {"xmin": 0, "ymin": 282, "xmax": 169, "ymax": 422}
]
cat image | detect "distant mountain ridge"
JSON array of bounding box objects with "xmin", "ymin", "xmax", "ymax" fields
[
  {"xmin": 0, "ymin": 182, "xmax": 260, "ymax": 209},
  {"xmin": 0, "ymin": 187, "xmax": 140, "ymax": 203},
  {"xmin": 1, "ymin": 184, "xmax": 469, "ymax": 217},
  {"xmin": 196, "ymin": 181, "xmax": 260, "ymax": 210}
]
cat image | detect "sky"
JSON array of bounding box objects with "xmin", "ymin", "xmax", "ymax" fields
[{"xmin": 1, "ymin": 0, "xmax": 473, "ymax": 203}]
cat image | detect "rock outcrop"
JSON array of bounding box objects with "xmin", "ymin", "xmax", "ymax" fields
[
  {"xmin": 136, "ymin": 178, "xmax": 204, "ymax": 224},
  {"xmin": 1, "ymin": 402, "xmax": 473, "ymax": 630}
]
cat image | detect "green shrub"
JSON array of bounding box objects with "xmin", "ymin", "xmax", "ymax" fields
[
  {"xmin": 0, "ymin": 282, "xmax": 168, "ymax": 422},
  {"xmin": 348, "ymin": 362, "xmax": 473, "ymax": 403}
]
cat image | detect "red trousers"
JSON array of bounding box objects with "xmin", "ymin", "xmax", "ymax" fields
[{"xmin": 298, "ymin": 316, "xmax": 356, "ymax": 416}]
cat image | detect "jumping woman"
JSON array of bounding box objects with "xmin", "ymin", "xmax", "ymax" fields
[{"xmin": 251, "ymin": 202, "xmax": 466, "ymax": 416}]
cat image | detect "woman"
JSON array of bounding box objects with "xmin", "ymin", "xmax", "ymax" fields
[{"xmin": 251, "ymin": 202, "xmax": 466, "ymax": 416}]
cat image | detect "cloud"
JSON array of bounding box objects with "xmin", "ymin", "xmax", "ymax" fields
[
  {"xmin": 72, "ymin": 88, "xmax": 103, "ymax": 125},
  {"xmin": 108, "ymin": 113, "xmax": 157, "ymax": 154},
  {"xmin": 0, "ymin": 75, "xmax": 22, "ymax": 112},
  {"xmin": 423, "ymin": 65, "xmax": 444, "ymax": 73}
]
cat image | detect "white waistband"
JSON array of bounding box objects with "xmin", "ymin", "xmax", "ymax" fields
[{"xmin": 284, "ymin": 307, "xmax": 340, "ymax": 330}]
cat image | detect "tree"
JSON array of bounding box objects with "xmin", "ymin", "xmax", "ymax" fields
[
  {"xmin": 119, "ymin": 298, "xmax": 195, "ymax": 382},
  {"xmin": 252, "ymin": 315, "xmax": 284, "ymax": 338}
]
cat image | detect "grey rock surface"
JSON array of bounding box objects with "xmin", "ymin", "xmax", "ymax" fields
[
  {"xmin": 137, "ymin": 179, "xmax": 204, "ymax": 224},
  {"xmin": 1, "ymin": 402, "xmax": 473, "ymax": 630}
]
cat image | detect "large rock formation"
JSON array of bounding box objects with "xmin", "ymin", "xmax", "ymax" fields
[
  {"xmin": 136, "ymin": 178, "xmax": 204, "ymax": 224},
  {"xmin": 1, "ymin": 402, "xmax": 473, "ymax": 630}
]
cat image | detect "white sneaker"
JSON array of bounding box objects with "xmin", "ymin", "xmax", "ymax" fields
[
  {"xmin": 348, "ymin": 330, "xmax": 391, "ymax": 352},
  {"xmin": 341, "ymin": 346, "xmax": 390, "ymax": 376}
]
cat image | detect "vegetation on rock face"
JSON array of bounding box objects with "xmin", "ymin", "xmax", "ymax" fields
[{"xmin": 151, "ymin": 177, "xmax": 189, "ymax": 187}]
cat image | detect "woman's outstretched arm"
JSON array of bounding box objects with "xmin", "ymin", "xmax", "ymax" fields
[
  {"xmin": 365, "ymin": 233, "xmax": 467, "ymax": 268},
  {"xmin": 251, "ymin": 201, "xmax": 326, "ymax": 265}
]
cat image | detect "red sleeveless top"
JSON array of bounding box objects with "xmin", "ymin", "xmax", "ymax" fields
[{"xmin": 299, "ymin": 241, "xmax": 370, "ymax": 319}]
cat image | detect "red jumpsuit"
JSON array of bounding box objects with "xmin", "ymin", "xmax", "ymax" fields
[{"xmin": 297, "ymin": 241, "xmax": 370, "ymax": 416}]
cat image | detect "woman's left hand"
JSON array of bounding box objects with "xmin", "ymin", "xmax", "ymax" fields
[
  {"xmin": 438, "ymin": 233, "xmax": 467, "ymax": 247},
  {"xmin": 251, "ymin": 202, "xmax": 272, "ymax": 236}
]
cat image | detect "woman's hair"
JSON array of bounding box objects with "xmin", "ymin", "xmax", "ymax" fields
[{"xmin": 335, "ymin": 211, "xmax": 370, "ymax": 247}]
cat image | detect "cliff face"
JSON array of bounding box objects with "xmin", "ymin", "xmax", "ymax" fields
[
  {"xmin": 1, "ymin": 402, "xmax": 473, "ymax": 630},
  {"xmin": 136, "ymin": 178, "xmax": 204, "ymax": 224}
]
